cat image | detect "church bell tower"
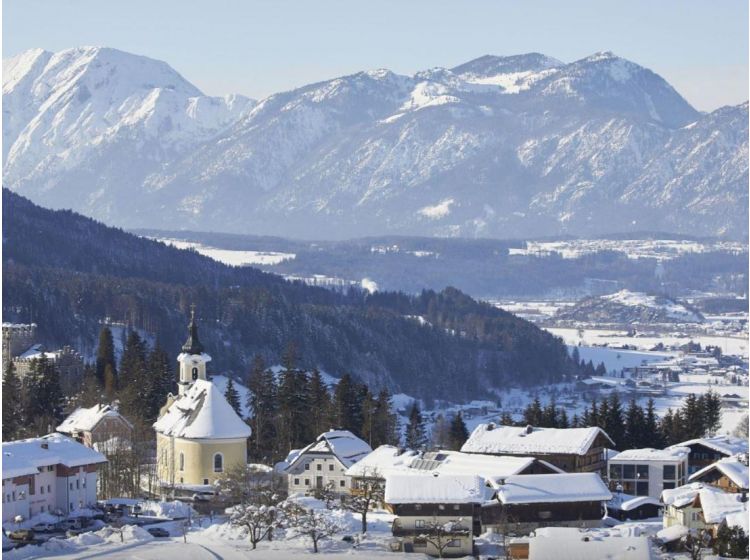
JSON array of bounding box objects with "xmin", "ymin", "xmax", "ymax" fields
[{"xmin": 177, "ymin": 305, "xmax": 211, "ymax": 395}]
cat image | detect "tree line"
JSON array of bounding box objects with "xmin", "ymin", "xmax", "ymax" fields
[{"xmin": 520, "ymin": 390, "xmax": 723, "ymax": 449}]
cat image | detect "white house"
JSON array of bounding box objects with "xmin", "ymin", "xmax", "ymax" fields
[
  {"xmin": 285, "ymin": 430, "xmax": 372, "ymax": 495},
  {"xmin": 608, "ymin": 447, "xmax": 690, "ymax": 498},
  {"xmin": 57, "ymin": 403, "xmax": 134, "ymax": 450},
  {"xmin": 2, "ymin": 434, "xmax": 107, "ymax": 524}
]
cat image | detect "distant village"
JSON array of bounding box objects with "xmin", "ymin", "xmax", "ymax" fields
[{"xmin": 1, "ymin": 312, "xmax": 748, "ymax": 559}]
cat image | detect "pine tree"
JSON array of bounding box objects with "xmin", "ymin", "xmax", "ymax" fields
[
  {"xmin": 145, "ymin": 342, "xmax": 173, "ymax": 422},
  {"xmin": 570, "ymin": 413, "xmax": 580, "ymax": 428},
  {"xmin": 331, "ymin": 373, "xmax": 358, "ymax": 432},
  {"xmin": 225, "ymin": 377, "xmax": 242, "ymax": 416},
  {"xmin": 372, "ymin": 389, "xmax": 398, "ymax": 447},
  {"xmin": 624, "ymin": 398, "xmax": 645, "ymax": 450},
  {"xmin": 682, "ymin": 393, "xmax": 704, "ymax": 439},
  {"xmin": 405, "ymin": 402, "xmax": 427, "ymax": 450},
  {"xmin": 2, "ymin": 361, "xmax": 23, "ymax": 440},
  {"xmin": 118, "ymin": 330, "xmax": 148, "ymax": 415},
  {"xmin": 448, "ymin": 412, "xmax": 469, "ymax": 450},
  {"xmin": 644, "ymin": 398, "xmax": 663, "ymax": 448},
  {"xmin": 308, "ymin": 369, "xmax": 332, "ymax": 438},
  {"xmin": 702, "ymin": 389, "xmax": 722, "ymax": 436},
  {"xmin": 103, "ymin": 364, "xmax": 117, "ymax": 403},
  {"xmin": 246, "ymin": 356, "xmax": 278, "ymax": 461},
  {"xmin": 359, "ymin": 387, "xmax": 378, "ymax": 447},
  {"xmin": 558, "ymin": 408, "xmax": 569, "ymax": 429},
  {"xmin": 23, "ymin": 354, "xmax": 64, "ymax": 436},
  {"xmin": 78, "ymin": 364, "xmax": 103, "ymax": 408},
  {"xmin": 594, "ymin": 362, "xmax": 607, "ymax": 376},
  {"xmin": 95, "ymin": 326, "xmax": 117, "ymax": 386},
  {"xmin": 523, "ymin": 397, "xmax": 543, "ymax": 426},
  {"xmin": 604, "ymin": 393, "xmax": 625, "ymax": 449},
  {"xmin": 500, "ymin": 411, "xmax": 514, "ymax": 426},
  {"xmin": 277, "ymin": 365, "xmax": 311, "ymax": 452}
]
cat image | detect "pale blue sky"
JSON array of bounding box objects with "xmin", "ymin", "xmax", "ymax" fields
[{"xmin": 4, "ymin": 0, "xmax": 748, "ymax": 111}]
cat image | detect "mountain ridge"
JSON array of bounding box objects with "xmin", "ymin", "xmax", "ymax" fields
[{"xmin": 4, "ymin": 47, "xmax": 747, "ymax": 240}]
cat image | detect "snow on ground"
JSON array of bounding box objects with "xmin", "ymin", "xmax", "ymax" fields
[
  {"xmin": 155, "ymin": 238, "xmax": 295, "ymax": 266},
  {"xmin": 508, "ymin": 239, "xmax": 747, "ymax": 260},
  {"xmin": 601, "ymin": 290, "xmax": 703, "ymax": 322},
  {"xmin": 548, "ymin": 327, "xmax": 748, "ymax": 358}
]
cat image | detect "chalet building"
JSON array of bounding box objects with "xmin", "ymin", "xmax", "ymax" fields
[
  {"xmin": 697, "ymin": 486, "xmax": 749, "ymax": 537},
  {"xmin": 2, "ymin": 434, "xmax": 107, "ymax": 524},
  {"xmin": 385, "ymin": 473, "xmax": 486, "ymax": 557},
  {"xmin": 668, "ymin": 435, "xmax": 749, "ymax": 475},
  {"xmin": 688, "ymin": 454, "xmax": 749, "ymax": 493},
  {"xmin": 661, "ymin": 483, "xmax": 707, "ymax": 532},
  {"xmin": 607, "ymin": 447, "xmax": 689, "ymax": 498},
  {"xmin": 154, "ymin": 309, "xmax": 251, "ymax": 493},
  {"xmin": 461, "ymin": 424, "xmax": 614, "ymax": 474},
  {"xmin": 285, "ymin": 430, "xmax": 371, "ymax": 496},
  {"xmin": 481, "ymin": 473, "xmax": 612, "ymax": 534},
  {"xmin": 57, "ymin": 404, "xmax": 134, "ymax": 451},
  {"xmin": 605, "ymin": 492, "xmax": 662, "ymax": 521}
]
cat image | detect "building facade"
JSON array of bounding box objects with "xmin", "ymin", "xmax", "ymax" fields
[
  {"xmin": 608, "ymin": 447, "xmax": 689, "ymax": 499},
  {"xmin": 2, "ymin": 434, "xmax": 106, "ymax": 524}
]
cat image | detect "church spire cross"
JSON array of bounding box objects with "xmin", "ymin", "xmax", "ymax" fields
[{"xmin": 182, "ymin": 304, "xmax": 204, "ymax": 355}]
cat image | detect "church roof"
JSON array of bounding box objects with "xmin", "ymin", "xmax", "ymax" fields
[
  {"xmin": 181, "ymin": 306, "xmax": 204, "ymax": 355},
  {"xmin": 153, "ymin": 379, "xmax": 251, "ymax": 440}
]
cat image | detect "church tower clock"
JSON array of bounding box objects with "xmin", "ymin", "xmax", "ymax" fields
[{"xmin": 177, "ymin": 305, "xmax": 211, "ymax": 395}]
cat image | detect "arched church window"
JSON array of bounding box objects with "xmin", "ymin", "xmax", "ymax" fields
[
  {"xmin": 179, "ymin": 452, "xmax": 185, "ymax": 472},
  {"xmin": 192, "ymin": 367, "xmax": 199, "ymax": 380},
  {"xmin": 213, "ymin": 453, "xmax": 224, "ymax": 473}
]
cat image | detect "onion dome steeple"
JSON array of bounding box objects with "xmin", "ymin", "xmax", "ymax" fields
[{"xmin": 182, "ymin": 304, "xmax": 204, "ymax": 355}]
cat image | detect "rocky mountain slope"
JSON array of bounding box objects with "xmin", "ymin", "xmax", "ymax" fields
[{"xmin": 4, "ymin": 47, "xmax": 747, "ymax": 239}]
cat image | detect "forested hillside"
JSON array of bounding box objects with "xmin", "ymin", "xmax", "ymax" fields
[{"xmin": 3, "ymin": 190, "xmax": 577, "ymax": 400}]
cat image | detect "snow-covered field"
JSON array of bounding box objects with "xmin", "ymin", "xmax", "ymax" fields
[
  {"xmin": 155, "ymin": 238, "xmax": 296, "ymax": 266},
  {"xmin": 548, "ymin": 327, "xmax": 749, "ymax": 358},
  {"xmin": 508, "ymin": 239, "xmax": 747, "ymax": 260}
]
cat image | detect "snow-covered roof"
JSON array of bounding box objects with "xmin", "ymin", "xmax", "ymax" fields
[
  {"xmin": 656, "ymin": 524, "xmax": 688, "ymax": 544},
  {"xmin": 153, "ymin": 379, "xmax": 252, "ymax": 440},
  {"xmin": 689, "ymin": 455, "xmax": 749, "ymax": 489},
  {"xmin": 493, "ymin": 473, "xmax": 612, "ymax": 505},
  {"xmin": 610, "ymin": 447, "xmax": 689, "ymax": 463},
  {"xmin": 57, "ymin": 404, "xmax": 132, "ymax": 434},
  {"xmin": 2, "ymin": 433, "xmax": 107, "ymax": 479},
  {"xmin": 17, "ymin": 344, "xmax": 59, "ymax": 361},
  {"xmin": 287, "ymin": 430, "xmax": 372, "ymax": 470},
  {"xmin": 461, "ymin": 424, "xmax": 613, "ymax": 456},
  {"xmin": 724, "ymin": 510, "xmax": 749, "ymax": 533},
  {"xmin": 699, "ymin": 487, "xmax": 749, "ymax": 524},
  {"xmin": 385, "ymin": 472, "xmax": 488, "ymax": 504},
  {"xmin": 528, "ymin": 527, "xmax": 653, "ymax": 560},
  {"xmin": 409, "ymin": 449, "xmax": 563, "ymax": 477},
  {"xmin": 661, "ymin": 483, "xmax": 703, "ymax": 508},
  {"xmin": 670, "ymin": 435, "xmax": 749, "ymax": 457},
  {"xmin": 344, "ymin": 445, "xmax": 418, "ymax": 477},
  {"xmin": 607, "ymin": 492, "xmax": 661, "ymax": 512}
]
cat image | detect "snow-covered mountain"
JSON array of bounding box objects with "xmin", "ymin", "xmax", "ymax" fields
[
  {"xmin": 556, "ymin": 289, "xmax": 705, "ymax": 324},
  {"xmin": 4, "ymin": 47, "xmax": 747, "ymax": 239}
]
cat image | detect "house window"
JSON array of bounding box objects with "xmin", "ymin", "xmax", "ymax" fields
[
  {"xmin": 179, "ymin": 452, "xmax": 185, "ymax": 471},
  {"xmin": 192, "ymin": 367, "xmax": 199, "ymax": 380},
  {"xmin": 41, "ymin": 486, "xmax": 45, "ymax": 495},
  {"xmin": 663, "ymin": 465, "xmax": 676, "ymax": 479},
  {"xmin": 213, "ymin": 453, "xmax": 224, "ymax": 473},
  {"xmin": 636, "ymin": 465, "xmax": 648, "ymax": 479},
  {"xmin": 317, "ymin": 464, "xmax": 322, "ymax": 471},
  {"xmin": 636, "ymin": 481, "xmax": 649, "ymax": 496},
  {"xmin": 623, "ymin": 465, "xmax": 635, "ymax": 479},
  {"xmin": 294, "ymin": 478, "xmax": 300, "ymax": 485},
  {"xmin": 340, "ymin": 480, "xmax": 345, "ymax": 487},
  {"xmin": 305, "ymin": 463, "xmax": 310, "ymax": 470},
  {"xmin": 305, "ymin": 479, "xmax": 310, "ymax": 486},
  {"xmin": 663, "ymin": 481, "xmax": 675, "ymax": 490},
  {"xmin": 415, "ymin": 520, "xmax": 425, "ymax": 528},
  {"xmin": 453, "ymin": 504, "xmax": 460, "ymax": 510},
  {"xmin": 329, "ymin": 464, "xmax": 334, "ymax": 471},
  {"xmin": 47, "ymin": 485, "xmax": 51, "ymax": 493},
  {"xmin": 203, "ymin": 479, "xmax": 209, "ymax": 485},
  {"xmin": 414, "ymin": 504, "xmax": 422, "ymax": 511},
  {"xmin": 447, "ymin": 539, "xmax": 461, "ymax": 548},
  {"xmin": 76, "ymin": 480, "xmax": 80, "ymax": 489},
  {"xmin": 70, "ymin": 483, "xmax": 73, "ymax": 490}
]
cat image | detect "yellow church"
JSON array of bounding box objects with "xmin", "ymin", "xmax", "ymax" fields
[{"xmin": 154, "ymin": 308, "xmax": 252, "ymax": 494}]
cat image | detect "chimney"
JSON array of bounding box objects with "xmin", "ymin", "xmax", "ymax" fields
[
  {"xmin": 741, "ymin": 489, "xmax": 748, "ymax": 503},
  {"xmin": 486, "ymin": 423, "xmax": 495, "ymax": 431},
  {"xmin": 526, "ymin": 424, "xmax": 533, "ymax": 435}
]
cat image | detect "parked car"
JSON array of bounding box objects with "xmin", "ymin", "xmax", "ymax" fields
[
  {"xmin": 31, "ymin": 523, "xmax": 54, "ymax": 533},
  {"xmin": 147, "ymin": 527, "xmax": 170, "ymax": 538},
  {"xmin": 8, "ymin": 529, "xmax": 35, "ymax": 542}
]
